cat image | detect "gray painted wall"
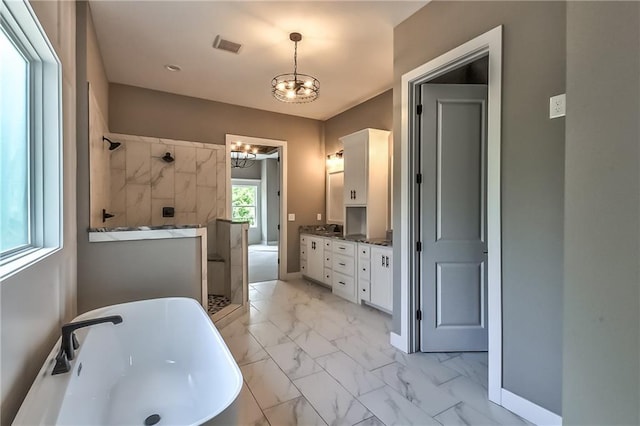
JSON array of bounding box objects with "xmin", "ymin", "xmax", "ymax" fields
[
  {"xmin": 563, "ymin": 2, "xmax": 640, "ymax": 424},
  {"xmin": 393, "ymin": 1, "xmax": 566, "ymax": 414},
  {"xmin": 76, "ymin": 238, "xmax": 202, "ymax": 311},
  {"xmin": 0, "ymin": 2, "xmax": 77, "ymax": 423},
  {"xmin": 231, "ymin": 162, "xmax": 261, "ymax": 179}
]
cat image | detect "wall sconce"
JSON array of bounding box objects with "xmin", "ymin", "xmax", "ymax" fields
[{"xmin": 326, "ymin": 150, "xmax": 344, "ymax": 170}]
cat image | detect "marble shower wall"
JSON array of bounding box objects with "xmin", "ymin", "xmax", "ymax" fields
[
  {"xmin": 107, "ymin": 133, "xmax": 227, "ymax": 227},
  {"xmin": 88, "ymin": 86, "xmax": 111, "ymax": 228}
]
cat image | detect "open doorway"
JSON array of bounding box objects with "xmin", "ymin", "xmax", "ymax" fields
[
  {"xmin": 226, "ymin": 134, "xmax": 288, "ymax": 283},
  {"xmin": 398, "ymin": 25, "xmax": 504, "ymax": 408},
  {"xmin": 230, "ymin": 148, "xmax": 280, "ymax": 283}
]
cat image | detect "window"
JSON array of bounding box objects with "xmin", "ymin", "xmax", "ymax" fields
[
  {"xmin": 232, "ymin": 184, "xmax": 258, "ymax": 227},
  {"xmin": 1, "ymin": 0, "xmax": 62, "ymax": 278},
  {"xmin": 0, "ymin": 27, "xmax": 29, "ymax": 256}
]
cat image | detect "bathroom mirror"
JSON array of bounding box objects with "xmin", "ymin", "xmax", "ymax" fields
[{"xmin": 326, "ymin": 169, "xmax": 344, "ymax": 224}]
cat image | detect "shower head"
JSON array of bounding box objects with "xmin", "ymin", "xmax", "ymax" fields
[
  {"xmin": 162, "ymin": 152, "xmax": 175, "ymax": 163},
  {"xmin": 103, "ymin": 137, "xmax": 122, "ymax": 151}
]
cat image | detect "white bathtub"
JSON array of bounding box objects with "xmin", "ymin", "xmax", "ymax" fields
[{"xmin": 13, "ymin": 298, "xmax": 242, "ymax": 425}]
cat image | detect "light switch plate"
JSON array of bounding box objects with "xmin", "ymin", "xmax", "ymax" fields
[
  {"xmin": 288, "ymin": 213, "xmax": 295, "ymax": 221},
  {"xmin": 317, "ymin": 213, "xmax": 322, "ymax": 221},
  {"xmin": 550, "ymin": 94, "xmax": 566, "ymax": 119}
]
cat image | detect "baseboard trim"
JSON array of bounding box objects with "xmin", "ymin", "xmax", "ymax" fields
[
  {"xmin": 390, "ymin": 332, "xmax": 408, "ymax": 352},
  {"xmin": 501, "ymin": 389, "xmax": 561, "ymax": 426}
]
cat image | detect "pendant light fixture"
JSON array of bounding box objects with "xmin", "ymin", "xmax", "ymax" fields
[
  {"xmin": 272, "ymin": 32, "xmax": 319, "ymax": 103},
  {"xmin": 230, "ymin": 141, "xmax": 258, "ymax": 168}
]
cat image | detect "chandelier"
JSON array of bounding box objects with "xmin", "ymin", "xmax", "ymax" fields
[
  {"xmin": 272, "ymin": 32, "xmax": 319, "ymax": 103},
  {"xmin": 230, "ymin": 141, "xmax": 257, "ymax": 168}
]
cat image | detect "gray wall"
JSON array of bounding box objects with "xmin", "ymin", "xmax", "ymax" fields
[
  {"xmin": 563, "ymin": 2, "xmax": 640, "ymax": 424},
  {"xmin": 231, "ymin": 162, "xmax": 262, "ymax": 179},
  {"xmin": 0, "ymin": 2, "xmax": 77, "ymax": 423},
  {"xmin": 77, "ymin": 238, "xmax": 202, "ymax": 311},
  {"xmin": 393, "ymin": 1, "xmax": 566, "ymax": 414}
]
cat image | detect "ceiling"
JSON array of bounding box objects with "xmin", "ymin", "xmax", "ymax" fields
[{"xmin": 88, "ymin": 1, "xmax": 427, "ymax": 121}]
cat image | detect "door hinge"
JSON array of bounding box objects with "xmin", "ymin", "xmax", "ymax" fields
[
  {"xmin": 277, "ymin": 156, "xmax": 280, "ymax": 163},
  {"xmin": 416, "ymin": 310, "xmax": 422, "ymax": 321},
  {"xmin": 277, "ymin": 258, "xmax": 280, "ymax": 265},
  {"xmin": 416, "ymin": 241, "xmax": 422, "ymax": 252},
  {"xmin": 277, "ymin": 190, "xmax": 280, "ymax": 196},
  {"xmin": 416, "ymin": 173, "xmax": 422, "ymax": 184},
  {"xmin": 277, "ymin": 224, "xmax": 280, "ymax": 230},
  {"xmin": 416, "ymin": 104, "xmax": 423, "ymax": 115}
]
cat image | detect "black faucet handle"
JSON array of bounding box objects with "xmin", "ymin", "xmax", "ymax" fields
[
  {"xmin": 52, "ymin": 349, "xmax": 71, "ymax": 375},
  {"xmin": 72, "ymin": 333, "xmax": 79, "ymax": 350}
]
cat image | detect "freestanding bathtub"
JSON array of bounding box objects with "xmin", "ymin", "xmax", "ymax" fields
[{"xmin": 13, "ymin": 298, "xmax": 242, "ymax": 425}]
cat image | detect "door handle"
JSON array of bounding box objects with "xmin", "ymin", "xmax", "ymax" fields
[
  {"xmin": 385, "ymin": 256, "xmax": 389, "ymax": 267},
  {"xmin": 353, "ymin": 190, "xmax": 356, "ymax": 199},
  {"xmin": 381, "ymin": 256, "xmax": 385, "ymax": 266}
]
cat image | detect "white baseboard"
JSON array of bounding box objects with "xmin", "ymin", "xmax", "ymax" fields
[
  {"xmin": 390, "ymin": 332, "xmax": 408, "ymax": 352},
  {"xmin": 501, "ymin": 389, "xmax": 562, "ymax": 426}
]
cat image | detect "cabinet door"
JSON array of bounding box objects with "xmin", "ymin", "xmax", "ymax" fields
[
  {"xmin": 370, "ymin": 247, "xmax": 392, "ymax": 311},
  {"xmin": 343, "ymin": 136, "xmax": 368, "ymax": 205},
  {"xmin": 307, "ymin": 237, "xmax": 324, "ymax": 282}
]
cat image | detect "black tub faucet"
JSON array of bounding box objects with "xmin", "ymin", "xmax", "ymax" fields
[{"xmin": 52, "ymin": 315, "xmax": 123, "ymax": 375}]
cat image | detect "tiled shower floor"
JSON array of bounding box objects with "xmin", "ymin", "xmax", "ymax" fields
[{"xmin": 208, "ymin": 294, "xmax": 231, "ymax": 315}]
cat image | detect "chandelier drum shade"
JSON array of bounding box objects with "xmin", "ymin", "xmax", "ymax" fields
[
  {"xmin": 272, "ymin": 32, "xmax": 319, "ymax": 103},
  {"xmin": 230, "ymin": 141, "xmax": 257, "ymax": 168}
]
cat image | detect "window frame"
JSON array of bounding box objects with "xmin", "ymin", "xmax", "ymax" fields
[
  {"xmin": 0, "ymin": 0, "xmax": 62, "ymax": 279},
  {"xmin": 231, "ymin": 180, "xmax": 260, "ymax": 229}
]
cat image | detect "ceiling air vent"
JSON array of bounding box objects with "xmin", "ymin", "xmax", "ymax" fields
[{"xmin": 213, "ymin": 36, "xmax": 242, "ymax": 54}]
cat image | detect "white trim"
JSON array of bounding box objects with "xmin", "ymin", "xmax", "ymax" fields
[
  {"xmin": 398, "ymin": 25, "xmax": 503, "ymax": 403},
  {"xmin": 389, "ymin": 332, "xmax": 407, "ymax": 352},
  {"xmin": 226, "ymin": 135, "xmax": 287, "ymax": 280},
  {"xmin": 501, "ymin": 389, "xmax": 562, "ymax": 426}
]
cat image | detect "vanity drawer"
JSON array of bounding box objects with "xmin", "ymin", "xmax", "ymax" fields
[
  {"xmin": 323, "ymin": 267, "xmax": 332, "ymax": 285},
  {"xmin": 300, "ymin": 246, "xmax": 307, "ymax": 260},
  {"xmin": 324, "ymin": 239, "xmax": 332, "ymax": 250},
  {"xmin": 358, "ymin": 244, "xmax": 370, "ymax": 259},
  {"xmin": 333, "ymin": 272, "xmax": 355, "ymax": 299},
  {"xmin": 333, "ymin": 241, "xmax": 355, "ymax": 257},
  {"xmin": 333, "ymin": 254, "xmax": 355, "ymax": 276},
  {"xmin": 300, "ymin": 260, "xmax": 307, "ymax": 274},
  {"xmin": 359, "ymin": 279, "xmax": 370, "ymax": 301},
  {"xmin": 358, "ymin": 260, "xmax": 370, "ymax": 281},
  {"xmin": 324, "ymin": 252, "xmax": 332, "ymax": 268},
  {"xmin": 301, "ymin": 235, "xmax": 308, "ymax": 245}
]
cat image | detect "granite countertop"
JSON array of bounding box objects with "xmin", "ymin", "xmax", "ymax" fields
[
  {"xmin": 89, "ymin": 224, "xmax": 202, "ymax": 232},
  {"xmin": 299, "ymin": 225, "xmax": 392, "ymax": 247}
]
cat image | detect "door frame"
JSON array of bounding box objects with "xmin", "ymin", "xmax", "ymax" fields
[
  {"xmin": 397, "ymin": 26, "xmax": 503, "ymax": 402},
  {"xmin": 226, "ymin": 134, "xmax": 288, "ymax": 280}
]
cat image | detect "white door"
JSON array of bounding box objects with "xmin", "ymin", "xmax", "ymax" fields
[
  {"xmin": 420, "ymin": 84, "xmax": 488, "ymax": 352},
  {"xmin": 370, "ymin": 247, "xmax": 392, "ymax": 311},
  {"xmin": 307, "ymin": 236, "xmax": 324, "ymax": 282},
  {"xmin": 343, "ymin": 135, "xmax": 367, "ymax": 205}
]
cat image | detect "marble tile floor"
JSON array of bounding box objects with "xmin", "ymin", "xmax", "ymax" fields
[{"xmin": 216, "ymin": 278, "xmax": 530, "ymax": 426}]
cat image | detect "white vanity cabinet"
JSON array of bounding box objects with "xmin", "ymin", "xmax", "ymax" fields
[
  {"xmin": 357, "ymin": 243, "xmax": 371, "ymax": 302},
  {"xmin": 331, "ymin": 240, "xmax": 357, "ymax": 303},
  {"xmin": 369, "ymin": 246, "xmax": 393, "ymax": 312},
  {"xmin": 305, "ymin": 235, "xmax": 325, "ymax": 283},
  {"xmin": 340, "ymin": 128, "xmax": 390, "ymax": 238}
]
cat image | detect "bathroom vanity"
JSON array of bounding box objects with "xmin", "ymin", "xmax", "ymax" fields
[{"xmin": 300, "ymin": 227, "xmax": 392, "ymax": 314}]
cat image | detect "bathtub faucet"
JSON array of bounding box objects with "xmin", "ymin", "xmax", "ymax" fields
[{"xmin": 52, "ymin": 315, "xmax": 123, "ymax": 375}]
